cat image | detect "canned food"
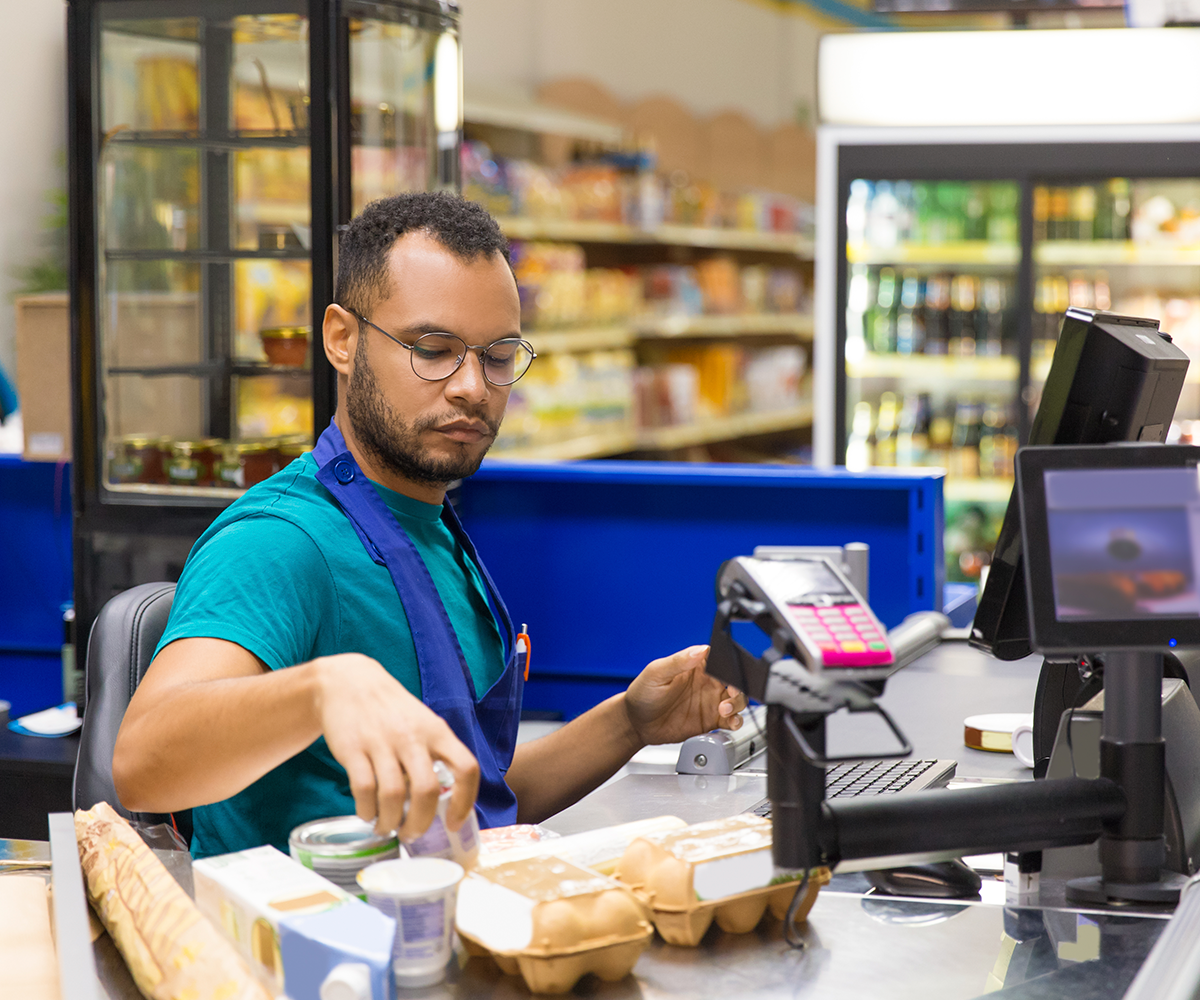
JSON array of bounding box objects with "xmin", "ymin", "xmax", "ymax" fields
[
  {"xmin": 260, "ymin": 325, "xmax": 311, "ymax": 368},
  {"xmin": 216, "ymin": 441, "xmax": 278, "ymax": 489},
  {"xmin": 404, "ymin": 761, "xmax": 480, "ymax": 869},
  {"xmin": 289, "ymin": 816, "xmax": 400, "ymax": 897}
]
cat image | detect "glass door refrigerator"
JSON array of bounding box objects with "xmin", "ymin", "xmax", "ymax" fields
[
  {"xmin": 815, "ymin": 126, "xmax": 1200, "ymax": 599},
  {"xmin": 67, "ymin": 0, "xmax": 462, "ymax": 637}
]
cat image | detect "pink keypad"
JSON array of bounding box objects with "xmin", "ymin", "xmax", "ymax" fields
[{"xmin": 787, "ymin": 602, "xmax": 893, "ymax": 667}]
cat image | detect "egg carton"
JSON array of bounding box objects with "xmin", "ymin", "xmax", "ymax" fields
[
  {"xmin": 456, "ymin": 856, "xmax": 654, "ymax": 994},
  {"xmin": 615, "ymin": 813, "xmax": 831, "ymax": 946}
]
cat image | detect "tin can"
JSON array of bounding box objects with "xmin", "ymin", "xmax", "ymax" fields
[
  {"xmin": 404, "ymin": 761, "xmax": 480, "ymax": 869},
  {"xmin": 289, "ymin": 816, "xmax": 400, "ymax": 897}
]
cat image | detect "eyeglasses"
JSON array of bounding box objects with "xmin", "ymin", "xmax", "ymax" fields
[{"xmin": 352, "ymin": 312, "xmax": 536, "ymax": 386}]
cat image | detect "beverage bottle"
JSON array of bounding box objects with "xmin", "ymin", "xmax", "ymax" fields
[
  {"xmin": 987, "ymin": 183, "xmax": 1019, "ymax": 245},
  {"xmin": 1109, "ymin": 179, "xmax": 1132, "ymax": 240},
  {"xmin": 1094, "ymin": 181, "xmax": 1114, "ymax": 240},
  {"xmin": 896, "ymin": 393, "xmax": 919, "ymax": 467},
  {"xmin": 846, "ymin": 401, "xmax": 874, "ymax": 471},
  {"xmin": 871, "ymin": 267, "xmax": 898, "ymax": 354},
  {"xmin": 980, "ymin": 276, "xmax": 1005, "ymax": 357},
  {"xmin": 846, "ymin": 179, "xmax": 871, "ymax": 246},
  {"xmin": 965, "ymin": 184, "xmax": 987, "ymax": 241},
  {"xmin": 928, "ymin": 402, "xmax": 954, "ymax": 472},
  {"xmin": 1049, "ymin": 187, "xmax": 1071, "ymax": 240},
  {"xmin": 894, "ymin": 180, "xmax": 914, "ymax": 242},
  {"xmin": 895, "ymin": 270, "xmax": 923, "ymax": 354},
  {"xmin": 867, "ymin": 181, "xmax": 901, "ymax": 248},
  {"xmin": 949, "ymin": 273, "xmax": 978, "ymax": 357},
  {"xmin": 914, "ymin": 393, "xmax": 932, "ymax": 465},
  {"xmin": 875, "ymin": 392, "xmax": 899, "ymax": 467},
  {"xmin": 845, "ymin": 264, "xmax": 871, "ymax": 362},
  {"xmin": 1032, "ymin": 186, "xmax": 1050, "ymax": 243},
  {"xmin": 911, "ymin": 182, "xmax": 932, "ymax": 243},
  {"xmin": 977, "ymin": 401, "xmax": 1003, "ymax": 478},
  {"xmin": 949, "ymin": 401, "xmax": 981, "ymax": 479},
  {"xmin": 1070, "ymin": 185, "xmax": 1097, "ymax": 241},
  {"xmin": 923, "ymin": 275, "xmax": 949, "ymax": 355}
]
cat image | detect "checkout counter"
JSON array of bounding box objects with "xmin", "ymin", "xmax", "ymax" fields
[{"xmin": 29, "ymin": 639, "xmax": 1170, "ymax": 1000}]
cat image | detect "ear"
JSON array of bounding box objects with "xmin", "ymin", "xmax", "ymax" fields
[{"xmin": 323, "ymin": 303, "xmax": 358, "ymax": 376}]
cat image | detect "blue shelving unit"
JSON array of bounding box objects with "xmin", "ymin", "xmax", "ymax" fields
[
  {"xmin": 0, "ymin": 456, "xmax": 72, "ymax": 716},
  {"xmin": 460, "ymin": 460, "xmax": 944, "ymax": 718}
]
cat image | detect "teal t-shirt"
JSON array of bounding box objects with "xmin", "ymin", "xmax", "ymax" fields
[{"xmin": 154, "ymin": 453, "xmax": 507, "ymax": 858}]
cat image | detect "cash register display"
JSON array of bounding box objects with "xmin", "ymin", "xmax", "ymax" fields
[
  {"xmin": 1045, "ymin": 466, "xmax": 1200, "ymax": 622},
  {"xmin": 1017, "ymin": 444, "xmax": 1200, "ymax": 654}
]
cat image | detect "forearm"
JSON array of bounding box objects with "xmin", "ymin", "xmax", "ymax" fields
[
  {"xmin": 506, "ymin": 693, "xmax": 643, "ymax": 824},
  {"xmin": 113, "ymin": 662, "xmax": 324, "ymax": 814}
]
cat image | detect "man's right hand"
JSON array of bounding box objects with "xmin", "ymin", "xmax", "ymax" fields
[
  {"xmin": 312, "ymin": 653, "xmax": 480, "ymax": 840},
  {"xmin": 113, "ymin": 638, "xmax": 480, "ymax": 843}
]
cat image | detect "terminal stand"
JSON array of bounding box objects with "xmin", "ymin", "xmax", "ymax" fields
[{"xmin": 1065, "ymin": 651, "xmax": 1189, "ymax": 905}]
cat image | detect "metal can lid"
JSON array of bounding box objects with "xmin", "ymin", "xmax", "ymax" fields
[
  {"xmin": 260, "ymin": 325, "xmax": 312, "ymax": 339},
  {"xmin": 289, "ymin": 816, "xmax": 398, "ymax": 858}
]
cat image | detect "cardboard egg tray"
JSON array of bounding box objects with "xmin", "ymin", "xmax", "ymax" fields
[
  {"xmin": 615, "ymin": 813, "xmax": 831, "ymax": 946},
  {"xmin": 455, "ymin": 856, "xmax": 654, "ymax": 994}
]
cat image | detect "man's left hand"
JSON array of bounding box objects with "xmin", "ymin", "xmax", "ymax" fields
[{"xmin": 623, "ymin": 645, "xmax": 747, "ymax": 748}]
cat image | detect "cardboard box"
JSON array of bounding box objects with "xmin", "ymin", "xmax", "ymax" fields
[{"xmin": 14, "ymin": 293, "xmax": 71, "ymax": 462}]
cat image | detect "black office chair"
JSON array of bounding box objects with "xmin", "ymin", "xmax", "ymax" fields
[{"xmin": 72, "ymin": 582, "xmax": 191, "ymax": 843}]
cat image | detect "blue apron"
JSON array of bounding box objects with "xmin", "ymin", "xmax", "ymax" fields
[{"xmin": 311, "ymin": 420, "xmax": 522, "ymax": 828}]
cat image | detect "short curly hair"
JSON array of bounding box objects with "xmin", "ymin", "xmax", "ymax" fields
[{"xmin": 334, "ymin": 191, "xmax": 510, "ymax": 316}]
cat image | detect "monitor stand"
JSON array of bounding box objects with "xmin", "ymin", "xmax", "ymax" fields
[{"xmin": 1066, "ymin": 650, "xmax": 1190, "ymax": 905}]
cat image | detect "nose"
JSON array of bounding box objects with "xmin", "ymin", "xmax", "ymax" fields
[{"xmin": 444, "ymin": 348, "xmax": 490, "ymax": 405}]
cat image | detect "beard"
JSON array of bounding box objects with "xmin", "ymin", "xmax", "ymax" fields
[{"xmin": 345, "ymin": 333, "xmax": 500, "ymax": 487}]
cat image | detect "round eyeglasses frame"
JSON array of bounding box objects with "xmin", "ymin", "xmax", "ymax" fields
[{"xmin": 351, "ymin": 311, "xmax": 537, "ymax": 386}]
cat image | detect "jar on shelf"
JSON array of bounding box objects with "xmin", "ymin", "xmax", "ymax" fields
[
  {"xmin": 110, "ymin": 435, "xmax": 172, "ymax": 485},
  {"xmin": 259, "ymin": 326, "xmax": 311, "ymax": 367},
  {"xmin": 216, "ymin": 441, "xmax": 279, "ymax": 489},
  {"xmin": 167, "ymin": 439, "xmax": 221, "ymax": 488}
]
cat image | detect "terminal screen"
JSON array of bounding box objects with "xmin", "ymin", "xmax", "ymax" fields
[{"xmin": 1044, "ymin": 466, "xmax": 1200, "ymax": 621}]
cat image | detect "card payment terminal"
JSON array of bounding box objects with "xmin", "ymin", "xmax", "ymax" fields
[{"xmin": 717, "ymin": 555, "xmax": 895, "ymax": 681}]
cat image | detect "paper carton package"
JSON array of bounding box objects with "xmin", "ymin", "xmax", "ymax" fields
[
  {"xmin": 456, "ymin": 856, "xmax": 654, "ymax": 994},
  {"xmin": 614, "ymin": 813, "xmax": 830, "ymax": 945},
  {"xmin": 193, "ymin": 844, "xmax": 394, "ymax": 1000},
  {"xmin": 477, "ymin": 816, "xmax": 689, "ymax": 875}
]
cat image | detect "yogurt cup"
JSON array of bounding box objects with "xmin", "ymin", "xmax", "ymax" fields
[{"xmin": 358, "ymin": 857, "xmax": 464, "ymax": 988}]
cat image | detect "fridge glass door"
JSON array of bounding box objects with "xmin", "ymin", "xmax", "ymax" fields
[
  {"xmin": 97, "ymin": 7, "xmax": 312, "ymax": 498},
  {"xmin": 844, "ymin": 178, "xmax": 1021, "ymax": 586}
]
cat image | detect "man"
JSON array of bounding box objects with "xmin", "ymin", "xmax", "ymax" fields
[{"xmin": 113, "ymin": 192, "xmax": 744, "ymax": 858}]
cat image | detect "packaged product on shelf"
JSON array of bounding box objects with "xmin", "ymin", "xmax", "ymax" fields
[
  {"xmin": 642, "ymin": 265, "xmax": 704, "ymax": 318},
  {"xmin": 743, "ymin": 345, "xmax": 807, "ymax": 414},
  {"xmin": 695, "ymin": 257, "xmax": 742, "ymax": 315},
  {"xmin": 663, "ymin": 345, "xmax": 743, "ymax": 418},
  {"xmin": 766, "ymin": 267, "xmax": 805, "ymax": 313},
  {"xmin": 634, "ymin": 364, "xmax": 699, "ymax": 428},
  {"xmin": 559, "ymin": 164, "xmax": 624, "ymax": 223},
  {"xmin": 583, "ymin": 268, "xmax": 642, "ymax": 326},
  {"xmin": 510, "ymin": 241, "xmax": 586, "ymax": 328}
]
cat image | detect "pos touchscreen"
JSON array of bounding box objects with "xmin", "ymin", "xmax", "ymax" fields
[{"xmin": 1016, "ymin": 444, "xmax": 1200, "ymax": 655}]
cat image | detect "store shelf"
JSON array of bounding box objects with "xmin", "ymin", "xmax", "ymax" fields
[
  {"xmin": 526, "ymin": 327, "xmax": 636, "ymax": 353},
  {"xmin": 105, "ymin": 248, "xmax": 310, "ymax": 262},
  {"xmin": 491, "ymin": 405, "xmax": 813, "ymax": 460},
  {"xmin": 496, "ymin": 217, "xmax": 814, "ymax": 256},
  {"xmin": 105, "ymin": 482, "xmax": 246, "ymax": 501},
  {"xmin": 490, "ymin": 429, "xmax": 638, "ymax": 461},
  {"xmin": 633, "ymin": 313, "xmax": 814, "ymax": 339},
  {"xmin": 944, "ymin": 478, "xmax": 1014, "ymax": 503},
  {"xmin": 847, "ymin": 353, "xmax": 1018, "ymax": 381},
  {"xmin": 638, "ymin": 405, "xmax": 813, "ymax": 451},
  {"xmin": 847, "ymin": 242, "xmax": 1019, "ymax": 266},
  {"xmin": 107, "ymin": 362, "xmax": 310, "ymax": 378},
  {"xmin": 1035, "ymin": 241, "xmax": 1200, "ymax": 267}
]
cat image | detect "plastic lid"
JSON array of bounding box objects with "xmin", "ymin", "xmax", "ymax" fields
[
  {"xmin": 319, "ymin": 962, "xmax": 372, "ymax": 1000},
  {"xmin": 358, "ymin": 857, "xmax": 464, "ymax": 895}
]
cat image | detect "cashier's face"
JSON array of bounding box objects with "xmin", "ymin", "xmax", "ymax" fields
[{"xmin": 345, "ymin": 231, "xmax": 519, "ymax": 487}]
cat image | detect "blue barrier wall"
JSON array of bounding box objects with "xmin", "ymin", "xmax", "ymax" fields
[
  {"xmin": 0, "ymin": 456, "xmax": 72, "ymax": 716},
  {"xmin": 460, "ymin": 461, "xmax": 944, "ymax": 718}
]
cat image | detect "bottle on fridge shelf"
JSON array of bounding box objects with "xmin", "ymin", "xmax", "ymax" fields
[
  {"xmin": 1033, "ymin": 186, "xmax": 1050, "ymax": 243},
  {"xmin": 896, "ymin": 393, "xmax": 920, "ymax": 467},
  {"xmin": 964, "ymin": 183, "xmax": 987, "ymax": 241},
  {"xmin": 1070, "ymin": 185, "xmax": 1097, "ymax": 241},
  {"xmin": 977, "ymin": 401, "xmax": 1016, "ymax": 479},
  {"xmin": 987, "ymin": 183, "xmax": 1019, "ymax": 245},
  {"xmin": 846, "ymin": 401, "xmax": 874, "ymax": 472},
  {"xmin": 928, "ymin": 403, "xmax": 954, "ymax": 471},
  {"xmin": 1109, "ymin": 179, "xmax": 1132, "ymax": 240},
  {"xmin": 867, "ymin": 181, "xmax": 902, "ymax": 248},
  {"xmin": 979, "ymin": 276, "xmax": 1005, "ymax": 357},
  {"xmin": 875, "ymin": 392, "xmax": 899, "ymax": 467},
  {"xmin": 845, "ymin": 264, "xmax": 870, "ymax": 362},
  {"xmin": 895, "ymin": 270, "xmax": 924, "ymax": 354},
  {"xmin": 870, "ymin": 267, "xmax": 898, "ymax": 354},
  {"xmin": 1049, "ymin": 187, "xmax": 1071, "ymax": 240},
  {"xmin": 846, "ymin": 179, "xmax": 871, "ymax": 246},
  {"xmin": 923, "ymin": 274, "xmax": 950, "ymax": 355},
  {"xmin": 949, "ymin": 274, "xmax": 978, "ymax": 357},
  {"xmin": 949, "ymin": 401, "xmax": 982, "ymax": 479}
]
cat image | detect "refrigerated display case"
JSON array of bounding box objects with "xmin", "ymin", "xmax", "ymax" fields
[
  {"xmin": 68, "ymin": 0, "xmax": 461, "ymax": 636},
  {"xmin": 815, "ymin": 125, "xmax": 1200, "ymax": 588}
]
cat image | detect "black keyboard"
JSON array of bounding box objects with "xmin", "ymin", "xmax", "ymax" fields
[{"xmin": 749, "ymin": 759, "xmax": 949, "ymax": 818}]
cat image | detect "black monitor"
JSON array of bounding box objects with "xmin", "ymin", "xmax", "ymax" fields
[
  {"xmin": 1017, "ymin": 444, "xmax": 1200, "ymax": 655},
  {"xmin": 969, "ymin": 307, "xmax": 1189, "ymax": 661}
]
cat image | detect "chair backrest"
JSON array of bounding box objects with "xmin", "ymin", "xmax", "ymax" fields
[{"xmin": 73, "ymin": 582, "xmax": 187, "ymax": 839}]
